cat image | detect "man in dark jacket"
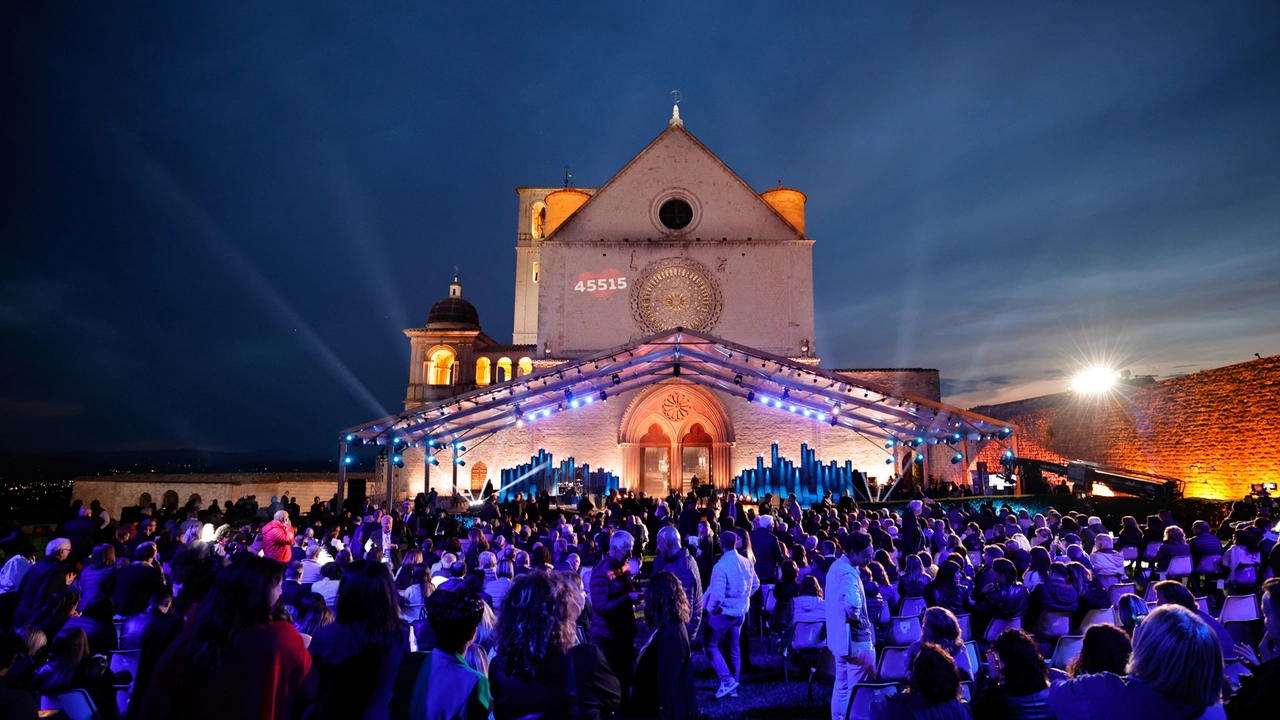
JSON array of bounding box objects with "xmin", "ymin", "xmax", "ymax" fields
[
  {"xmin": 64, "ymin": 509, "xmax": 99, "ymax": 564},
  {"xmin": 589, "ymin": 530, "xmax": 640, "ymax": 708},
  {"xmin": 12, "ymin": 538, "xmax": 72, "ymax": 627},
  {"xmin": 971, "ymin": 558, "xmax": 1029, "ymax": 637},
  {"xmin": 898, "ymin": 500, "xmax": 927, "ymax": 555},
  {"xmin": 678, "ymin": 501, "xmax": 702, "ymax": 539},
  {"xmin": 653, "ymin": 526, "xmax": 704, "ymax": 639},
  {"xmin": 114, "ymin": 542, "xmax": 165, "ymax": 616}
]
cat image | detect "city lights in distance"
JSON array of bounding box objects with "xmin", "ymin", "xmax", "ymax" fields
[{"xmin": 1068, "ymin": 366, "xmax": 1119, "ymax": 394}]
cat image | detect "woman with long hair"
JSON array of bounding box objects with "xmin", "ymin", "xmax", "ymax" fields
[
  {"xmin": 875, "ymin": 548, "xmax": 901, "ymax": 584},
  {"xmin": 899, "ymin": 554, "xmax": 930, "ymax": 599},
  {"xmin": 490, "ymin": 570, "xmax": 621, "ymax": 720},
  {"xmin": 790, "ymin": 574, "xmax": 826, "ymax": 625},
  {"xmin": 34, "ymin": 627, "xmax": 127, "ymax": 718},
  {"xmin": 632, "ymin": 571, "xmax": 698, "ymax": 719},
  {"xmin": 925, "ymin": 561, "xmax": 970, "ymax": 616},
  {"xmin": 1117, "ymin": 516, "xmax": 1144, "ymax": 552},
  {"xmin": 1023, "ymin": 546, "xmax": 1051, "ymax": 593},
  {"xmin": 309, "ymin": 560, "xmax": 412, "ymax": 719},
  {"xmin": 1050, "ymin": 605, "xmax": 1225, "ymax": 718},
  {"xmin": 913, "ymin": 607, "xmax": 969, "ymax": 678},
  {"xmin": 75, "ymin": 544, "xmax": 117, "ymax": 604},
  {"xmin": 139, "ymin": 555, "xmax": 315, "ymax": 720}
]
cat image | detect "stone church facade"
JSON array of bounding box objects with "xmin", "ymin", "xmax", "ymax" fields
[{"xmin": 389, "ymin": 111, "xmax": 963, "ymax": 500}]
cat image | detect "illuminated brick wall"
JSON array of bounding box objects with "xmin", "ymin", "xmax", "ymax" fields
[{"xmin": 970, "ymin": 355, "xmax": 1280, "ymax": 500}]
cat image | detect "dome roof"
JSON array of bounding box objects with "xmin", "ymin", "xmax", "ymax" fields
[
  {"xmin": 427, "ymin": 296, "xmax": 480, "ymax": 327},
  {"xmin": 427, "ymin": 274, "xmax": 480, "ymax": 328}
]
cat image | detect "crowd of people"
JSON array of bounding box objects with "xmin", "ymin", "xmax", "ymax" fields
[{"xmin": 0, "ymin": 486, "xmax": 1275, "ymax": 719}]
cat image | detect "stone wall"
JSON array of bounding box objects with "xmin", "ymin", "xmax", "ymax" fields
[
  {"xmin": 72, "ymin": 473, "xmax": 373, "ymax": 518},
  {"xmin": 970, "ymin": 355, "xmax": 1280, "ymax": 500}
]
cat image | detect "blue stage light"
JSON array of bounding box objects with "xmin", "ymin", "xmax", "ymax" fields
[
  {"xmin": 951, "ymin": 453, "xmax": 964, "ymax": 464},
  {"xmin": 789, "ymin": 405, "xmax": 797, "ymax": 412},
  {"xmin": 914, "ymin": 455, "xmax": 925, "ymax": 464},
  {"xmin": 427, "ymin": 438, "xmax": 436, "ymax": 447},
  {"xmin": 885, "ymin": 457, "xmax": 893, "ymax": 464},
  {"xmin": 1002, "ymin": 450, "xmax": 1015, "ymax": 460},
  {"xmin": 391, "ymin": 453, "xmax": 404, "ymax": 468},
  {"xmin": 343, "ymin": 455, "xmax": 355, "ymax": 466},
  {"xmin": 747, "ymin": 391, "xmax": 755, "ymax": 403},
  {"xmin": 885, "ymin": 439, "xmax": 896, "ymax": 448},
  {"xmin": 570, "ymin": 399, "xmax": 580, "ymax": 408},
  {"xmin": 429, "ymin": 456, "xmax": 439, "ymax": 466},
  {"xmin": 1000, "ymin": 426, "xmax": 1012, "ymax": 436},
  {"xmin": 803, "ymin": 409, "xmax": 811, "ymax": 417}
]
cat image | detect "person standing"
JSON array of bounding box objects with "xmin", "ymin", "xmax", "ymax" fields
[
  {"xmin": 653, "ymin": 526, "xmax": 704, "ymax": 640},
  {"xmin": 13, "ymin": 538, "xmax": 71, "ymax": 628},
  {"xmin": 703, "ymin": 531, "xmax": 759, "ymax": 699},
  {"xmin": 262, "ymin": 511, "xmax": 296, "ymax": 564},
  {"xmin": 369, "ymin": 515, "xmax": 404, "ymax": 570},
  {"xmin": 589, "ymin": 531, "xmax": 641, "ymax": 708},
  {"xmin": 826, "ymin": 531, "xmax": 876, "ymax": 720}
]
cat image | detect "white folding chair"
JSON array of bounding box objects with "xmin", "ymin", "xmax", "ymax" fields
[
  {"xmin": 1220, "ymin": 595, "xmax": 1261, "ymax": 623},
  {"xmin": 846, "ymin": 683, "xmax": 899, "ymax": 720},
  {"xmin": 1051, "ymin": 635, "xmax": 1085, "ymax": 670},
  {"xmin": 40, "ymin": 690, "xmax": 99, "ymax": 720}
]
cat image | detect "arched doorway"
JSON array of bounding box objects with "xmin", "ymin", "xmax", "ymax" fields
[
  {"xmin": 619, "ymin": 381, "xmax": 734, "ymax": 495},
  {"xmin": 470, "ymin": 461, "xmax": 489, "ymax": 492}
]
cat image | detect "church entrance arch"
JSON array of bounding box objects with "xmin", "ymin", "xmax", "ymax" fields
[{"xmin": 619, "ymin": 381, "xmax": 733, "ymax": 496}]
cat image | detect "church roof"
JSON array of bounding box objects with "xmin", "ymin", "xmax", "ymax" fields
[
  {"xmin": 543, "ymin": 123, "xmax": 808, "ymax": 242},
  {"xmin": 343, "ymin": 328, "xmax": 1013, "ymax": 455}
]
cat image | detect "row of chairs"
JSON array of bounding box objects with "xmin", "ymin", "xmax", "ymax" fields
[{"xmin": 36, "ymin": 649, "xmax": 141, "ymax": 720}]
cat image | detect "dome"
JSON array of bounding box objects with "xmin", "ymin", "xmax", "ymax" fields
[{"xmin": 427, "ymin": 274, "xmax": 480, "ymax": 328}]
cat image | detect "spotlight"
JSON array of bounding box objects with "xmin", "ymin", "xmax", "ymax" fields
[
  {"xmin": 344, "ymin": 434, "xmax": 363, "ymax": 447},
  {"xmin": 832, "ymin": 406, "xmax": 840, "ymax": 415},
  {"xmin": 543, "ymin": 409, "xmax": 552, "ymax": 417},
  {"xmin": 781, "ymin": 388, "xmax": 790, "ymax": 401},
  {"xmin": 570, "ymin": 399, "xmax": 580, "ymax": 408},
  {"xmin": 885, "ymin": 439, "xmax": 896, "ymax": 448},
  {"xmin": 612, "ymin": 374, "xmax": 621, "ymax": 385},
  {"xmin": 914, "ymin": 455, "xmax": 925, "ymax": 464},
  {"xmin": 817, "ymin": 413, "xmax": 826, "ymax": 421},
  {"xmin": 599, "ymin": 390, "xmax": 607, "ymax": 402},
  {"xmin": 1002, "ymin": 450, "xmax": 1015, "ymax": 460},
  {"xmin": 429, "ymin": 456, "xmax": 439, "ymax": 466},
  {"xmin": 747, "ymin": 391, "xmax": 755, "ymax": 402},
  {"xmin": 673, "ymin": 363, "xmax": 681, "ymax": 377},
  {"xmin": 392, "ymin": 437, "xmax": 405, "ymax": 446},
  {"xmin": 789, "ymin": 405, "xmax": 797, "ymax": 412},
  {"xmin": 583, "ymin": 395, "xmax": 593, "ymax": 404},
  {"xmin": 427, "ymin": 438, "xmax": 436, "ymax": 447},
  {"xmin": 343, "ymin": 455, "xmax": 355, "ymax": 466},
  {"xmin": 456, "ymin": 459, "xmax": 466, "ymax": 466},
  {"xmin": 1000, "ymin": 427, "xmax": 1012, "ymax": 436},
  {"xmin": 734, "ymin": 374, "xmax": 743, "ymax": 386},
  {"xmin": 774, "ymin": 400, "xmax": 783, "ymax": 408},
  {"xmin": 516, "ymin": 419, "xmax": 524, "ymax": 428},
  {"xmin": 564, "ymin": 388, "xmax": 574, "ymax": 401},
  {"xmin": 803, "ymin": 409, "xmax": 811, "ymax": 417},
  {"xmin": 829, "ymin": 415, "xmax": 838, "ymax": 427},
  {"xmin": 1068, "ymin": 366, "xmax": 1119, "ymax": 394},
  {"xmin": 885, "ymin": 457, "xmax": 894, "ymax": 464},
  {"xmin": 454, "ymin": 443, "xmax": 465, "ymax": 451},
  {"xmin": 951, "ymin": 453, "xmax": 964, "ymax": 464},
  {"xmin": 952, "ymin": 432, "xmax": 962, "ymax": 442},
  {"xmin": 391, "ymin": 453, "xmax": 404, "ymax": 468}
]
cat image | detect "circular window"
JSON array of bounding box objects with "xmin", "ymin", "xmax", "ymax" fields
[{"xmin": 658, "ymin": 199, "xmax": 694, "ymax": 230}]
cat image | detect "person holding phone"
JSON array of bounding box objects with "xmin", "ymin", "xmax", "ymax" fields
[
  {"xmin": 826, "ymin": 531, "xmax": 876, "ymax": 720},
  {"xmin": 589, "ymin": 530, "xmax": 642, "ymax": 709}
]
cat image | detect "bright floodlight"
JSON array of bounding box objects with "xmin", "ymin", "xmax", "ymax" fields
[{"xmin": 1068, "ymin": 366, "xmax": 1118, "ymax": 394}]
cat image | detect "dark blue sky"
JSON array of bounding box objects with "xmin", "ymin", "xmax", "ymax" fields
[{"xmin": 4, "ymin": 3, "xmax": 1279, "ymax": 458}]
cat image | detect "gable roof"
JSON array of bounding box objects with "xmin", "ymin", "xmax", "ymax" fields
[
  {"xmin": 543, "ymin": 124, "xmax": 807, "ymax": 242},
  {"xmin": 343, "ymin": 328, "xmax": 1012, "ymax": 455}
]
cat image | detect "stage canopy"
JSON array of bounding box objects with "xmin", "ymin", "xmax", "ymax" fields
[{"xmin": 341, "ymin": 327, "xmax": 1012, "ymax": 458}]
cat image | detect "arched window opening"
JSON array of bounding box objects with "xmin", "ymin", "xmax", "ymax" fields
[
  {"xmin": 531, "ymin": 202, "xmax": 547, "ymax": 239},
  {"xmin": 427, "ymin": 348, "xmax": 456, "ymax": 386},
  {"xmin": 496, "ymin": 357, "xmax": 513, "ymax": 383},
  {"xmin": 475, "ymin": 357, "xmax": 492, "ymax": 386},
  {"xmin": 518, "ymin": 357, "xmax": 533, "ymax": 377},
  {"xmin": 532, "ymin": 261, "xmax": 540, "ymax": 284}
]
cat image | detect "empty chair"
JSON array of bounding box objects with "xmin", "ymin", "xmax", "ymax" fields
[
  {"xmin": 1195, "ymin": 596, "xmax": 1211, "ymax": 615},
  {"xmin": 959, "ymin": 681, "xmax": 974, "ymax": 703},
  {"xmin": 40, "ymin": 690, "xmax": 99, "ymax": 720},
  {"xmin": 1051, "ymin": 635, "xmax": 1085, "ymax": 670},
  {"xmin": 401, "ymin": 603, "xmax": 425, "ymax": 622},
  {"xmin": 954, "ymin": 613, "xmax": 973, "ymax": 642},
  {"xmin": 957, "ymin": 642, "xmax": 980, "ymax": 679},
  {"xmin": 847, "ymin": 683, "xmax": 900, "ymax": 720},
  {"xmin": 1108, "ymin": 582, "xmax": 1135, "ymax": 607},
  {"xmin": 1223, "ymin": 620, "xmax": 1263, "ymax": 649},
  {"xmin": 887, "ymin": 615, "xmax": 923, "ymax": 646},
  {"xmin": 781, "ymin": 621, "xmax": 827, "ymax": 685},
  {"xmin": 984, "ymin": 616, "xmax": 1023, "ymax": 643},
  {"xmin": 1141, "ymin": 543, "xmax": 1163, "ymax": 567},
  {"xmin": 1220, "ymin": 595, "xmax": 1261, "ymax": 623},
  {"xmin": 1033, "ymin": 612, "xmax": 1073, "ymax": 641},
  {"xmin": 109, "ymin": 649, "xmax": 141, "ymax": 678},
  {"xmin": 1144, "ymin": 583, "xmax": 1159, "ymax": 602},
  {"xmin": 877, "ymin": 646, "xmax": 912, "ymax": 683},
  {"xmin": 1160, "ymin": 555, "xmax": 1193, "ymax": 581},
  {"xmin": 1097, "ymin": 574, "xmax": 1120, "ymax": 591},
  {"xmin": 1078, "ymin": 607, "xmax": 1118, "ymax": 634},
  {"xmin": 1120, "ymin": 546, "xmax": 1139, "ymax": 563},
  {"xmin": 898, "ymin": 596, "xmax": 927, "ymax": 618}
]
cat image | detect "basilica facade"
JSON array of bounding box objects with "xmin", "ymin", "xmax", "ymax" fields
[{"xmin": 351, "ymin": 110, "xmax": 1005, "ymax": 503}]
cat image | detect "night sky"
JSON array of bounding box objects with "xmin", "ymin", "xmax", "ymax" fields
[{"xmin": 4, "ymin": 4, "xmax": 1279, "ymax": 459}]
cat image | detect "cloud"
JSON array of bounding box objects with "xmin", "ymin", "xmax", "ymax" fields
[{"xmin": 940, "ymin": 375, "xmax": 1015, "ymax": 398}]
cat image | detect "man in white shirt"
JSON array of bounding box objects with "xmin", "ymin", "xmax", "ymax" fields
[
  {"xmin": 826, "ymin": 531, "xmax": 876, "ymax": 720},
  {"xmin": 299, "ymin": 545, "xmax": 325, "ymax": 584},
  {"xmin": 703, "ymin": 530, "xmax": 759, "ymax": 698}
]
